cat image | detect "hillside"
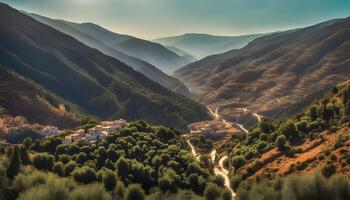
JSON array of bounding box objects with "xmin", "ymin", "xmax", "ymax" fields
[
  {"xmin": 0, "ymin": 67, "xmax": 81, "ymax": 129},
  {"xmin": 0, "ymin": 3, "xmax": 210, "ymax": 130},
  {"xmin": 175, "ymin": 18, "xmax": 350, "ymax": 122},
  {"xmin": 25, "ymin": 13, "xmax": 191, "ymax": 96},
  {"xmin": 116, "ymin": 37, "xmax": 194, "ymax": 74},
  {"xmin": 61, "ymin": 21, "xmax": 192, "ymax": 74},
  {"xmin": 220, "ymin": 79, "xmax": 350, "ymax": 199},
  {"xmin": 154, "ymin": 33, "xmax": 263, "ymax": 59}
]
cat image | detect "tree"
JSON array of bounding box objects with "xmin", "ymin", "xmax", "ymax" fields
[
  {"xmin": 32, "ymin": 153, "xmax": 54, "ymax": 171},
  {"xmin": 7, "ymin": 146, "xmax": 21, "ymax": 178},
  {"xmin": 204, "ymin": 182, "xmax": 221, "ymax": 200},
  {"xmin": 53, "ymin": 162, "xmax": 65, "ymax": 176},
  {"xmin": 276, "ymin": 135, "xmax": 287, "ymax": 151},
  {"xmin": 102, "ymin": 169, "xmax": 117, "ymax": 191},
  {"xmin": 19, "ymin": 146, "xmax": 31, "ymax": 165},
  {"xmin": 231, "ymin": 156, "xmax": 246, "ymax": 171},
  {"xmin": 72, "ymin": 166, "xmax": 97, "ymax": 184},
  {"xmin": 125, "ymin": 184, "xmax": 145, "ymax": 200},
  {"xmin": 279, "ymin": 120, "xmax": 299, "ymax": 139},
  {"xmin": 309, "ymin": 105, "xmax": 319, "ymax": 121},
  {"xmin": 22, "ymin": 137, "xmax": 33, "ymax": 150},
  {"xmin": 221, "ymin": 188, "xmax": 232, "ymax": 200},
  {"xmin": 64, "ymin": 160, "xmax": 77, "ymax": 176}
]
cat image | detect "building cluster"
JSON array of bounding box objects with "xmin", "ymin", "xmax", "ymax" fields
[{"xmin": 63, "ymin": 119, "xmax": 127, "ymax": 145}]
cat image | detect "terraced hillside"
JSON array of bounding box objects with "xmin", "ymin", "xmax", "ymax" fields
[
  {"xmin": 0, "ymin": 67, "xmax": 80, "ymax": 129},
  {"xmin": 175, "ymin": 18, "xmax": 350, "ymax": 121},
  {"xmin": 0, "ymin": 3, "xmax": 210, "ymax": 130},
  {"xmin": 26, "ymin": 13, "xmax": 191, "ymax": 96},
  {"xmin": 220, "ymin": 79, "xmax": 350, "ymax": 184}
]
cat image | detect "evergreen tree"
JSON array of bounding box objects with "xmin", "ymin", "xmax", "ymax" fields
[
  {"xmin": 19, "ymin": 146, "xmax": 31, "ymax": 165},
  {"xmin": 7, "ymin": 146, "xmax": 21, "ymax": 178},
  {"xmin": 125, "ymin": 184, "xmax": 145, "ymax": 200}
]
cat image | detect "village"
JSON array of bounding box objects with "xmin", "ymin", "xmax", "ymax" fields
[{"xmin": 63, "ymin": 119, "xmax": 127, "ymax": 145}]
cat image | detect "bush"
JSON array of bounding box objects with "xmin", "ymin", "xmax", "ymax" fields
[
  {"xmin": 125, "ymin": 184, "xmax": 145, "ymax": 200},
  {"xmin": 276, "ymin": 135, "xmax": 286, "ymax": 151},
  {"xmin": 53, "ymin": 162, "xmax": 65, "ymax": 176},
  {"xmin": 204, "ymin": 182, "xmax": 221, "ymax": 200},
  {"xmin": 72, "ymin": 166, "xmax": 96, "ymax": 184},
  {"xmin": 32, "ymin": 153, "xmax": 54, "ymax": 171},
  {"xmin": 64, "ymin": 160, "xmax": 77, "ymax": 176},
  {"xmin": 69, "ymin": 184, "xmax": 112, "ymax": 200},
  {"xmin": 7, "ymin": 146, "xmax": 21, "ymax": 178},
  {"xmin": 231, "ymin": 156, "xmax": 246, "ymax": 171},
  {"xmin": 102, "ymin": 169, "xmax": 117, "ymax": 191}
]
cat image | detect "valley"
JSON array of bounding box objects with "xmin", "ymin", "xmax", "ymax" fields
[{"xmin": 0, "ymin": 1, "xmax": 350, "ymax": 200}]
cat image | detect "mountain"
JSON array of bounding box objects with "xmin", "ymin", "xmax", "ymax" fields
[
  {"xmin": 25, "ymin": 12, "xmax": 191, "ymax": 96},
  {"xmin": 220, "ymin": 77, "xmax": 350, "ymax": 183},
  {"xmin": 0, "ymin": 3, "xmax": 210, "ymax": 130},
  {"xmin": 175, "ymin": 18, "xmax": 350, "ymax": 122},
  {"xmin": 59, "ymin": 20, "xmax": 192, "ymax": 74},
  {"xmin": 0, "ymin": 67, "xmax": 81, "ymax": 129},
  {"xmin": 154, "ymin": 33, "xmax": 264, "ymax": 59}
]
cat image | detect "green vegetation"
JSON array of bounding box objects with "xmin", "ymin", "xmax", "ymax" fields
[
  {"xmin": 190, "ymin": 136, "xmax": 214, "ymax": 151},
  {"xmin": 224, "ymin": 84, "xmax": 350, "ymax": 199},
  {"xmin": 0, "ymin": 121, "xmax": 232, "ymax": 199},
  {"xmin": 236, "ymin": 170, "xmax": 350, "ymax": 200}
]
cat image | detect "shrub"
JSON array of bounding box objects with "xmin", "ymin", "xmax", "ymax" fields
[
  {"xmin": 125, "ymin": 184, "xmax": 145, "ymax": 200},
  {"xmin": 69, "ymin": 184, "xmax": 112, "ymax": 200},
  {"xmin": 102, "ymin": 169, "xmax": 117, "ymax": 191},
  {"xmin": 53, "ymin": 162, "xmax": 65, "ymax": 176},
  {"xmin": 7, "ymin": 146, "xmax": 21, "ymax": 178},
  {"xmin": 72, "ymin": 166, "xmax": 96, "ymax": 184},
  {"xmin": 32, "ymin": 153, "xmax": 54, "ymax": 171},
  {"xmin": 276, "ymin": 135, "xmax": 286, "ymax": 151},
  {"xmin": 231, "ymin": 156, "xmax": 246, "ymax": 171},
  {"xmin": 204, "ymin": 182, "xmax": 221, "ymax": 200}
]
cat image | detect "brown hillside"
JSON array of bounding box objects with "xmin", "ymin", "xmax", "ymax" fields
[
  {"xmin": 175, "ymin": 18, "xmax": 350, "ymax": 121},
  {"xmin": 0, "ymin": 67, "xmax": 80, "ymax": 129}
]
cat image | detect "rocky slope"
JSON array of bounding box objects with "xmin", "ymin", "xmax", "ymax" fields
[
  {"xmin": 175, "ymin": 18, "xmax": 350, "ymax": 121},
  {"xmin": 0, "ymin": 3, "xmax": 210, "ymax": 130}
]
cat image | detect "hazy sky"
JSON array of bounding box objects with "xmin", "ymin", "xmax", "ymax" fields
[{"xmin": 2, "ymin": 0, "xmax": 350, "ymax": 39}]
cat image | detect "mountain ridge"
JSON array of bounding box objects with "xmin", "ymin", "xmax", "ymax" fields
[{"xmin": 0, "ymin": 3, "xmax": 210, "ymax": 130}]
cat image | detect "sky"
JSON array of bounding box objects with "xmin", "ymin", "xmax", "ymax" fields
[{"xmin": 1, "ymin": 0, "xmax": 350, "ymax": 39}]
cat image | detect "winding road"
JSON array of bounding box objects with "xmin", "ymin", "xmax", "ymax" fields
[{"xmin": 186, "ymin": 106, "xmax": 262, "ymax": 199}]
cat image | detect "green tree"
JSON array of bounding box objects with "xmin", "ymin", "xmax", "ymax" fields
[
  {"xmin": 19, "ymin": 146, "xmax": 31, "ymax": 165},
  {"xmin": 32, "ymin": 153, "xmax": 54, "ymax": 171},
  {"xmin": 204, "ymin": 182, "xmax": 222, "ymax": 200},
  {"xmin": 125, "ymin": 184, "xmax": 145, "ymax": 200},
  {"xmin": 64, "ymin": 160, "xmax": 77, "ymax": 176},
  {"xmin": 7, "ymin": 146, "xmax": 21, "ymax": 178},
  {"xmin": 72, "ymin": 166, "xmax": 96, "ymax": 184},
  {"xmin": 231, "ymin": 156, "xmax": 246, "ymax": 171},
  {"xmin": 102, "ymin": 169, "xmax": 117, "ymax": 191},
  {"xmin": 53, "ymin": 162, "xmax": 65, "ymax": 176},
  {"xmin": 221, "ymin": 188, "xmax": 232, "ymax": 200},
  {"xmin": 22, "ymin": 137, "xmax": 33, "ymax": 150},
  {"xmin": 276, "ymin": 135, "xmax": 287, "ymax": 151}
]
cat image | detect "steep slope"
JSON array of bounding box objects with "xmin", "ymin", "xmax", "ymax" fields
[
  {"xmin": 25, "ymin": 13, "xmax": 191, "ymax": 96},
  {"xmin": 175, "ymin": 18, "xmax": 350, "ymax": 121},
  {"xmin": 62, "ymin": 21, "xmax": 192, "ymax": 74},
  {"xmin": 0, "ymin": 67, "xmax": 81, "ymax": 129},
  {"xmin": 116, "ymin": 37, "xmax": 194, "ymax": 74},
  {"xmin": 0, "ymin": 3, "xmax": 210, "ymax": 130},
  {"xmin": 154, "ymin": 33, "xmax": 263, "ymax": 59},
  {"xmin": 222, "ymin": 79, "xmax": 350, "ymax": 182}
]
